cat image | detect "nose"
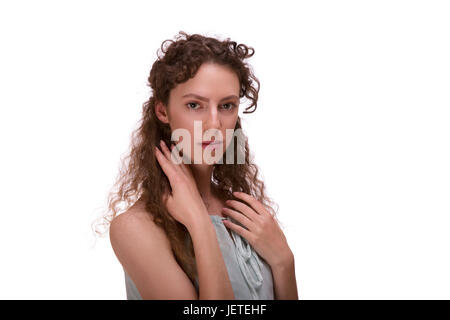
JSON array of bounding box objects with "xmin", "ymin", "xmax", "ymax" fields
[{"xmin": 204, "ymin": 104, "xmax": 221, "ymax": 130}]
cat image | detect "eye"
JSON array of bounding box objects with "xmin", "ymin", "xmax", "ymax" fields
[
  {"xmin": 222, "ymin": 103, "xmax": 236, "ymax": 110},
  {"xmin": 186, "ymin": 102, "xmax": 200, "ymax": 110}
]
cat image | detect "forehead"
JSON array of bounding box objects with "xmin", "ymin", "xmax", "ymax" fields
[{"xmin": 171, "ymin": 63, "xmax": 240, "ymax": 99}]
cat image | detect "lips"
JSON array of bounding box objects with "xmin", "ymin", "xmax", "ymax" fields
[
  {"xmin": 201, "ymin": 140, "xmax": 222, "ymax": 146},
  {"xmin": 202, "ymin": 140, "xmax": 221, "ymax": 144}
]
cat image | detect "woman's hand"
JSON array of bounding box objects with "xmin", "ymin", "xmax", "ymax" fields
[
  {"xmin": 221, "ymin": 192, "xmax": 294, "ymax": 269},
  {"xmin": 154, "ymin": 139, "xmax": 208, "ymax": 229}
]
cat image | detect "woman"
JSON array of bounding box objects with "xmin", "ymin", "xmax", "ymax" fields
[{"xmin": 94, "ymin": 31, "xmax": 298, "ymax": 300}]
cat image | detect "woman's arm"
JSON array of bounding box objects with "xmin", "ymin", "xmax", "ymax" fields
[
  {"xmin": 187, "ymin": 213, "xmax": 235, "ymax": 300},
  {"xmin": 271, "ymin": 251, "xmax": 298, "ymax": 300},
  {"xmin": 110, "ymin": 210, "xmax": 199, "ymax": 300}
]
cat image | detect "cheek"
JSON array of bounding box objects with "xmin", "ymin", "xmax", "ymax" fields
[
  {"xmin": 223, "ymin": 112, "xmax": 238, "ymax": 126},
  {"xmin": 169, "ymin": 121, "xmax": 194, "ymax": 146}
]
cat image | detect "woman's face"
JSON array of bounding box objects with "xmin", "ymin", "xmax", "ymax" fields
[{"xmin": 156, "ymin": 62, "xmax": 240, "ymax": 164}]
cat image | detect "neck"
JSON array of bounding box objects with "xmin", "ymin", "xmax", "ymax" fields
[{"xmin": 190, "ymin": 163, "xmax": 215, "ymax": 200}]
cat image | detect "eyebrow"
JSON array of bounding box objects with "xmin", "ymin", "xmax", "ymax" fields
[{"xmin": 181, "ymin": 93, "xmax": 239, "ymax": 102}]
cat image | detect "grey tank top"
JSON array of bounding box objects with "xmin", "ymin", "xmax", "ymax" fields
[{"xmin": 123, "ymin": 214, "xmax": 274, "ymax": 300}]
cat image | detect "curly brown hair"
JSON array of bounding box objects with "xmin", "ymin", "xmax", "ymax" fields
[{"xmin": 92, "ymin": 31, "xmax": 280, "ymax": 287}]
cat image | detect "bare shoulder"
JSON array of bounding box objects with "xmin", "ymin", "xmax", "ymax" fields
[
  {"xmin": 108, "ymin": 199, "xmax": 198, "ymax": 299},
  {"xmin": 109, "ymin": 199, "xmax": 171, "ymax": 252}
]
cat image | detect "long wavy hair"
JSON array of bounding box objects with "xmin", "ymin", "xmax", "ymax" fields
[{"xmin": 92, "ymin": 31, "xmax": 280, "ymax": 287}]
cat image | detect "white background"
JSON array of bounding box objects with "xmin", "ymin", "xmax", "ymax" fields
[{"xmin": 0, "ymin": 0, "xmax": 449, "ymax": 299}]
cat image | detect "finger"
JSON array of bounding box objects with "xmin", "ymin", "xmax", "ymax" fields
[
  {"xmin": 170, "ymin": 143, "xmax": 187, "ymax": 170},
  {"xmin": 169, "ymin": 143, "xmax": 191, "ymax": 181},
  {"xmin": 225, "ymin": 199, "xmax": 260, "ymax": 222},
  {"xmin": 161, "ymin": 140, "xmax": 188, "ymax": 179},
  {"xmin": 162, "ymin": 191, "xmax": 174, "ymax": 211},
  {"xmin": 160, "ymin": 140, "xmax": 182, "ymax": 167},
  {"xmin": 161, "ymin": 189, "xmax": 169, "ymax": 204},
  {"xmin": 171, "ymin": 142, "xmax": 194, "ymax": 177},
  {"xmin": 222, "ymin": 207, "xmax": 256, "ymax": 231},
  {"xmin": 154, "ymin": 145, "xmax": 178, "ymax": 182},
  {"xmin": 231, "ymin": 192, "xmax": 270, "ymax": 217},
  {"xmin": 223, "ymin": 219, "xmax": 254, "ymax": 244}
]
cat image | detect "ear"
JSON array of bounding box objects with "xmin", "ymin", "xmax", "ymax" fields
[{"xmin": 155, "ymin": 101, "xmax": 170, "ymax": 124}]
